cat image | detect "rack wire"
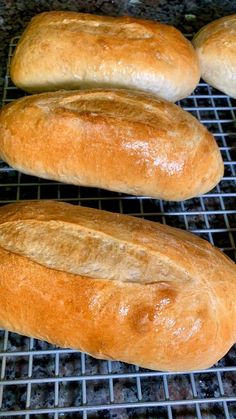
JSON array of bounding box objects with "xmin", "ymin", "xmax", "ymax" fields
[{"xmin": 0, "ymin": 36, "xmax": 236, "ymax": 418}]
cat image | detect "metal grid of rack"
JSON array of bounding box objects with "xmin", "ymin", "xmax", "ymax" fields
[{"xmin": 0, "ymin": 36, "xmax": 236, "ymax": 418}]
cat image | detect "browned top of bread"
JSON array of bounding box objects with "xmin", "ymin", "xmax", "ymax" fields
[
  {"xmin": 10, "ymin": 11, "xmax": 200, "ymax": 101},
  {"xmin": 0, "ymin": 200, "xmax": 235, "ymax": 371},
  {"xmin": 193, "ymin": 14, "xmax": 236, "ymax": 98},
  {"xmin": 0, "ymin": 199, "xmax": 232, "ymax": 284},
  {"xmin": 0, "ymin": 89, "xmax": 224, "ymax": 201}
]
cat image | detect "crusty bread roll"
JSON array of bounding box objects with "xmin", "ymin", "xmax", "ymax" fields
[
  {"xmin": 193, "ymin": 14, "xmax": 236, "ymax": 98},
  {"xmin": 0, "ymin": 200, "xmax": 236, "ymax": 371},
  {"xmin": 10, "ymin": 11, "xmax": 200, "ymax": 101},
  {"xmin": 0, "ymin": 89, "xmax": 223, "ymax": 201}
]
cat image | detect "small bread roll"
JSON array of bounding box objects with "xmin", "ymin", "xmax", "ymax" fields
[
  {"xmin": 193, "ymin": 14, "xmax": 236, "ymax": 98},
  {"xmin": 10, "ymin": 11, "xmax": 200, "ymax": 101},
  {"xmin": 0, "ymin": 200, "xmax": 236, "ymax": 371},
  {"xmin": 0, "ymin": 89, "xmax": 223, "ymax": 201}
]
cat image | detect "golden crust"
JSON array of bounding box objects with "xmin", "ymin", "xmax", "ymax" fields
[
  {"xmin": 10, "ymin": 11, "xmax": 200, "ymax": 101},
  {"xmin": 193, "ymin": 14, "xmax": 236, "ymax": 98},
  {"xmin": 0, "ymin": 200, "xmax": 235, "ymax": 371},
  {"xmin": 0, "ymin": 89, "xmax": 223, "ymax": 201}
]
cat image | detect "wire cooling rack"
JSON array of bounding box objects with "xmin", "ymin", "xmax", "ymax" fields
[{"xmin": 0, "ymin": 36, "xmax": 236, "ymax": 419}]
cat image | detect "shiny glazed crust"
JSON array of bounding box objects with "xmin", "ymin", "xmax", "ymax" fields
[
  {"xmin": 193, "ymin": 14, "xmax": 236, "ymax": 98},
  {"xmin": 0, "ymin": 89, "xmax": 224, "ymax": 201},
  {"xmin": 0, "ymin": 200, "xmax": 236, "ymax": 371},
  {"xmin": 10, "ymin": 11, "xmax": 200, "ymax": 101}
]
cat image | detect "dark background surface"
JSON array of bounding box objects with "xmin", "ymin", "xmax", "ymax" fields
[{"xmin": 0, "ymin": 0, "xmax": 236, "ymax": 98}]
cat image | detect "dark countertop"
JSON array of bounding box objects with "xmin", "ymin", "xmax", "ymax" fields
[{"xmin": 0, "ymin": 0, "xmax": 236, "ymax": 98}]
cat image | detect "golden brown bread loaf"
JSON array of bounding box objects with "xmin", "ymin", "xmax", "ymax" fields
[
  {"xmin": 10, "ymin": 11, "xmax": 200, "ymax": 101},
  {"xmin": 0, "ymin": 200, "xmax": 236, "ymax": 371},
  {"xmin": 0, "ymin": 89, "xmax": 224, "ymax": 201},
  {"xmin": 193, "ymin": 14, "xmax": 236, "ymax": 98}
]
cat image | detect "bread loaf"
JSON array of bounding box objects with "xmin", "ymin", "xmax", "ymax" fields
[
  {"xmin": 0, "ymin": 200, "xmax": 235, "ymax": 371},
  {"xmin": 193, "ymin": 14, "xmax": 236, "ymax": 98},
  {"xmin": 0, "ymin": 89, "xmax": 223, "ymax": 201},
  {"xmin": 10, "ymin": 11, "xmax": 200, "ymax": 101}
]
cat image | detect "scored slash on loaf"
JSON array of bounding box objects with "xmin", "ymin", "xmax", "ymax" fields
[
  {"xmin": 10, "ymin": 11, "xmax": 200, "ymax": 101},
  {"xmin": 0, "ymin": 89, "xmax": 224, "ymax": 201},
  {"xmin": 0, "ymin": 200, "xmax": 236, "ymax": 372}
]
